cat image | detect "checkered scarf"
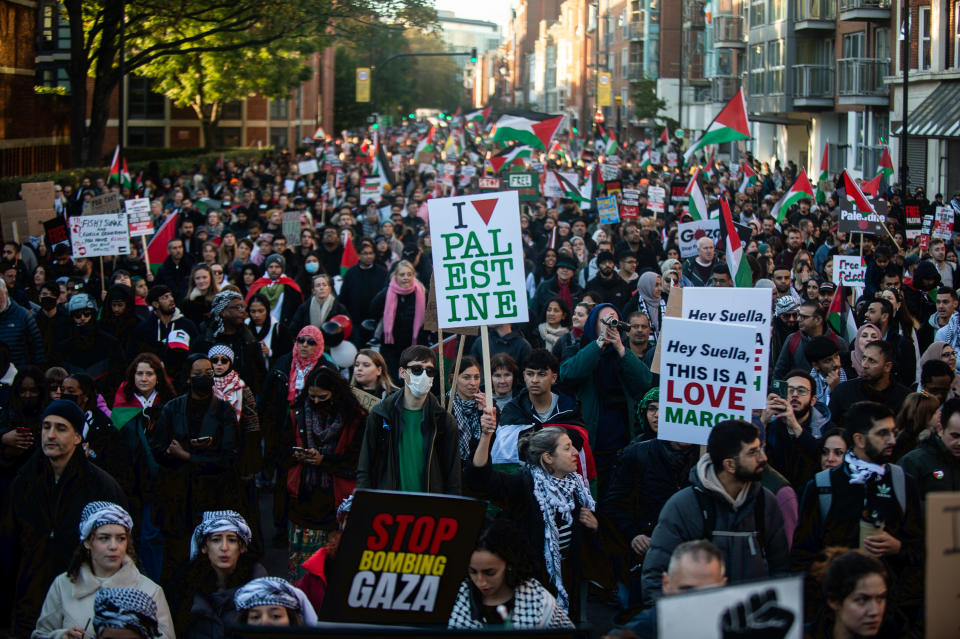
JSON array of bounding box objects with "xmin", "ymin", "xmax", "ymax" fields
[
  {"xmin": 234, "ymin": 577, "xmax": 318, "ymax": 625},
  {"xmin": 211, "ymin": 290, "xmax": 243, "ymax": 336},
  {"xmin": 94, "ymin": 588, "xmax": 160, "ymax": 639},
  {"xmin": 79, "ymin": 501, "xmax": 133, "ymax": 541},
  {"xmin": 447, "ymin": 578, "xmax": 573, "ymax": 629}
]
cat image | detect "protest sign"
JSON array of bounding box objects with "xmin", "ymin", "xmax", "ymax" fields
[
  {"xmin": 604, "ymin": 180, "xmax": 621, "ymax": 195},
  {"xmin": 659, "ymin": 316, "xmax": 756, "ymax": 445},
  {"xmin": 669, "ymin": 180, "xmax": 688, "ymax": 213},
  {"xmin": 283, "ymin": 178, "xmax": 296, "ymax": 194},
  {"xmin": 677, "ymin": 219, "xmax": 721, "ymax": 258},
  {"xmin": 89, "ymin": 192, "xmax": 123, "ymax": 215},
  {"xmin": 359, "ymin": 184, "xmax": 380, "ymax": 205},
  {"xmin": 478, "ymin": 177, "xmax": 501, "ymax": 191},
  {"xmin": 69, "ymin": 213, "xmax": 130, "ymax": 258},
  {"xmin": 124, "ymin": 198, "xmax": 154, "ymax": 236},
  {"xmin": 297, "ymin": 159, "xmax": 319, "ymax": 175},
  {"xmin": 597, "ymin": 194, "xmax": 619, "ymax": 224},
  {"xmin": 428, "ymin": 191, "xmax": 528, "ymax": 330},
  {"xmin": 833, "ymin": 255, "xmax": 866, "ymax": 286},
  {"xmin": 905, "ymin": 204, "xmax": 922, "ymax": 241},
  {"xmin": 505, "ymin": 171, "xmax": 539, "ymax": 201},
  {"xmin": 621, "ymin": 188, "xmax": 640, "ymax": 219},
  {"xmin": 657, "ymin": 575, "xmax": 803, "ymax": 638},
  {"xmin": 600, "ymin": 163, "xmax": 620, "ymax": 181},
  {"xmin": 926, "ymin": 492, "xmax": 960, "ymax": 637},
  {"xmin": 43, "ymin": 218, "xmax": 70, "ymax": 249},
  {"xmin": 666, "ymin": 152, "xmax": 678, "ymax": 167},
  {"xmin": 319, "ymin": 490, "xmax": 485, "ymax": 624},
  {"xmin": 20, "ymin": 181, "xmax": 55, "ymax": 236},
  {"xmin": 0, "ymin": 200, "xmax": 28, "ymax": 242},
  {"xmin": 647, "ymin": 185, "xmax": 666, "ymax": 214},
  {"xmin": 680, "ymin": 287, "xmax": 772, "ymax": 408},
  {"xmin": 460, "ymin": 165, "xmax": 477, "ymax": 178},
  {"xmin": 282, "ymin": 211, "xmax": 302, "ymax": 246},
  {"xmin": 838, "ymin": 199, "xmax": 885, "ymax": 234},
  {"xmin": 933, "ymin": 207, "xmax": 954, "ymax": 240}
]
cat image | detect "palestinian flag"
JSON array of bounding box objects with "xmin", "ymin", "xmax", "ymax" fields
[
  {"xmin": 431, "ymin": 334, "xmax": 459, "ymax": 383},
  {"xmin": 720, "ymin": 198, "xmax": 752, "ymax": 287},
  {"xmin": 489, "ymin": 145, "xmax": 532, "ymax": 173},
  {"xmin": 146, "ymin": 211, "xmax": 179, "ymax": 275},
  {"xmin": 415, "ymin": 126, "xmax": 436, "ymax": 156},
  {"xmin": 580, "ymin": 164, "xmax": 598, "ymax": 210},
  {"xmin": 491, "ymin": 110, "xmax": 564, "ymax": 150},
  {"xmin": 108, "ymin": 145, "xmax": 132, "ymax": 189},
  {"xmin": 639, "ymin": 149, "xmax": 652, "ymax": 171},
  {"xmin": 465, "ymin": 106, "xmax": 491, "ymax": 122},
  {"xmin": 340, "ymin": 231, "xmax": 358, "ymax": 276},
  {"xmin": 684, "ymin": 88, "xmax": 751, "ymax": 164},
  {"xmin": 374, "ymin": 143, "xmax": 396, "ymax": 188},
  {"xmin": 704, "ymin": 147, "xmax": 716, "ymax": 177},
  {"xmin": 685, "ymin": 169, "xmax": 708, "ymax": 221},
  {"xmin": 737, "ymin": 161, "xmax": 757, "ymax": 194},
  {"xmin": 442, "ymin": 133, "xmax": 457, "ymax": 159},
  {"xmin": 877, "ymin": 146, "xmax": 894, "ymax": 182},
  {"xmin": 842, "ymin": 170, "xmax": 876, "ymax": 215},
  {"xmin": 816, "ymin": 141, "xmax": 830, "ymax": 203},
  {"xmin": 659, "ymin": 127, "xmax": 669, "ymax": 147},
  {"xmin": 111, "ymin": 391, "xmax": 145, "ymax": 431},
  {"xmin": 598, "ymin": 124, "xmax": 617, "ymax": 155},
  {"xmin": 860, "ymin": 174, "xmax": 882, "ymax": 197},
  {"xmin": 552, "ymin": 171, "xmax": 589, "ymax": 203},
  {"xmin": 771, "ymin": 169, "xmax": 816, "ymax": 223},
  {"xmin": 827, "ymin": 285, "xmax": 858, "ymax": 342}
]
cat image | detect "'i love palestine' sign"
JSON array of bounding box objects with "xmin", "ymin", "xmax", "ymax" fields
[{"xmin": 428, "ymin": 191, "xmax": 528, "ymax": 329}]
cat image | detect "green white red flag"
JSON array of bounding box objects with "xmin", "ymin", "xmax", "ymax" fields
[
  {"xmin": 816, "ymin": 141, "xmax": 830, "ymax": 203},
  {"xmin": 771, "ymin": 169, "xmax": 816, "ymax": 223},
  {"xmin": 685, "ymin": 169, "xmax": 708, "ymax": 221},
  {"xmin": 720, "ymin": 197, "xmax": 752, "ymax": 287},
  {"xmin": 684, "ymin": 88, "xmax": 751, "ymax": 163},
  {"xmin": 491, "ymin": 110, "xmax": 564, "ymax": 150},
  {"xmin": 108, "ymin": 145, "xmax": 132, "ymax": 189}
]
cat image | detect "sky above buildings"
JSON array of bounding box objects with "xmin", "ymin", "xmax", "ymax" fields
[{"xmin": 435, "ymin": 0, "xmax": 513, "ymax": 30}]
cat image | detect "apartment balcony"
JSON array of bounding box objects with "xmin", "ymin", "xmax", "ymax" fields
[
  {"xmin": 795, "ymin": 0, "xmax": 836, "ymax": 30},
  {"xmin": 629, "ymin": 21, "xmax": 643, "ymax": 41},
  {"xmin": 793, "ymin": 64, "xmax": 834, "ymax": 108},
  {"xmin": 836, "ymin": 57, "xmax": 890, "ymax": 105},
  {"xmin": 713, "ymin": 15, "xmax": 745, "ymax": 48},
  {"xmin": 627, "ymin": 62, "xmax": 645, "ymax": 81},
  {"xmin": 838, "ymin": 0, "xmax": 891, "ymax": 21},
  {"xmin": 710, "ymin": 75, "xmax": 740, "ymax": 103}
]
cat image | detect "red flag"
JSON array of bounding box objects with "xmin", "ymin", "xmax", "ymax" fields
[
  {"xmin": 659, "ymin": 128, "xmax": 669, "ymax": 145},
  {"xmin": 841, "ymin": 170, "xmax": 876, "ymax": 214},
  {"xmin": 860, "ymin": 174, "xmax": 882, "ymax": 197},
  {"xmin": 146, "ymin": 211, "xmax": 179, "ymax": 274},
  {"xmin": 339, "ymin": 231, "xmax": 358, "ymax": 276}
]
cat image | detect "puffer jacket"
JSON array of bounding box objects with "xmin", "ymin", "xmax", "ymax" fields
[
  {"xmin": 0, "ymin": 299, "xmax": 45, "ymax": 368},
  {"xmin": 640, "ymin": 454, "xmax": 789, "ymax": 606}
]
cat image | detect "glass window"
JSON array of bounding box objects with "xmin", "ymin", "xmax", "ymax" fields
[
  {"xmin": 127, "ymin": 77, "xmax": 165, "ymax": 119},
  {"xmin": 955, "ymin": 3, "xmax": 960, "ymax": 68},
  {"xmin": 874, "ymin": 28, "xmax": 889, "ymax": 61},
  {"xmin": 270, "ymin": 126, "xmax": 289, "ymax": 150},
  {"xmin": 269, "ymin": 98, "xmax": 288, "ymax": 120},
  {"xmin": 750, "ymin": 0, "xmax": 766, "ymax": 27},
  {"xmin": 215, "ymin": 127, "xmax": 242, "ymax": 148},
  {"xmin": 127, "ymin": 126, "xmax": 165, "ymax": 148},
  {"xmin": 919, "ymin": 7, "xmax": 931, "ymax": 70},
  {"xmin": 221, "ymin": 101, "xmax": 242, "ymax": 120},
  {"xmin": 767, "ymin": 40, "xmax": 784, "ymax": 94},
  {"xmin": 750, "ymin": 43, "xmax": 765, "ymax": 94},
  {"xmin": 771, "ymin": 0, "xmax": 784, "ymax": 22},
  {"xmin": 843, "ymin": 32, "xmax": 865, "ymax": 59}
]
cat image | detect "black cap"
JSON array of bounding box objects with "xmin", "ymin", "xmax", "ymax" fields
[
  {"xmin": 806, "ymin": 336, "xmax": 839, "ymax": 364},
  {"xmin": 146, "ymin": 285, "xmax": 172, "ymax": 305},
  {"xmin": 555, "ymin": 254, "xmax": 577, "ymax": 271}
]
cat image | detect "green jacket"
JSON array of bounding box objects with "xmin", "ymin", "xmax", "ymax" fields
[
  {"xmin": 559, "ymin": 340, "xmax": 652, "ymax": 446},
  {"xmin": 900, "ymin": 434, "xmax": 960, "ymax": 501}
]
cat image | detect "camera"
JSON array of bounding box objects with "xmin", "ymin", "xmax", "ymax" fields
[{"xmin": 601, "ymin": 316, "xmax": 631, "ymax": 332}]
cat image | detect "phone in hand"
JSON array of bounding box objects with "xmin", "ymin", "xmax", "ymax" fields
[
  {"xmin": 771, "ymin": 380, "xmax": 788, "ymax": 399},
  {"xmin": 15, "ymin": 427, "xmax": 32, "ymax": 434},
  {"xmin": 191, "ymin": 436, "xmax": 213, "ymax": 446}
]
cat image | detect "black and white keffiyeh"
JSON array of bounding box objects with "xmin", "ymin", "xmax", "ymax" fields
[
  {"xmin": 211, "ymin": 290, "xmax": 243, "ymax": 336},
  {"xmin": 234, "ymin": 577, "xmax": 318, "ymax": 625},
  {"xmin": 79, "ymin": 501, "xmax": 133, "ymax": 541},
  {"xmin": 844, "ymin": 450, "xmax": 886, "ymax": 485},
  {"xmin": 190, "ymin": 510, "xmax": 252, "ymax": 560},
  {"xmin": 529, "ymin": 465, "xmax": 595, "ymax": 612},
  {"xmin": 208, "ymin": 344, "xmax": 235, "ymax": 362},
  {"xmin": 451, "ymin": 394, "xmax": 482, "ymax": 460},
  {"xmin": 94, "ymin": 588, "xmax": 160, "ymax": 639},
  {"xmin": 447, "ymin": 578, "xmax": 573, "ymax": 629}
]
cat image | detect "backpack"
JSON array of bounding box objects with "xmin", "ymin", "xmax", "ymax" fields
[
  {"xmin": 692, "ymin": 485, "xmax": 767, "ymax": 559},
  {"xmin": 788, "ymin": 329, "xmax": 839, "ymax": 358},
  {"xmin": 815, "ymin": 464, "xmax": 906, "ymax": 523}
]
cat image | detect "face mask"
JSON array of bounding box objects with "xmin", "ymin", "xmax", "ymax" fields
[
  {"xmin": 405, "ymin": 371, "xmax": 432, "ymax": 398},
  {"xmin": 39, "ymin": 297, "xmax": 58, "ymax": 310},
  {"xmin": 190, "ymin": 375, "xmax": 214, "ymax": 394},
  {"xmin": 61, "ymin": 393, "xmax": 81, "ymax": 405},
  {"xmin": 305, "ymin": 262, "xmax": 320, "ymax": 274}
]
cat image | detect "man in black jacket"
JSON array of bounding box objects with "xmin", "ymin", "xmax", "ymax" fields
[
  {"xmin": 901, "ymin": 396, "xmax": 960, "ymax": 500},
  {"xmin": 156, "ymin": 237, "xmax": 195, "ymax": 301},
  {"xmin": 586, "ymin": 250, "xmax": 632, "ymax": 308},
  {"xmin": 5, "ymin": 400, "xmax": 127, "ymax": 637},
  {"xmin": 339, "ymin": 240, "xmax": 388, "ymax": 341},
  {"xmin": 761, "ymin": 370, "xmax": 828, "ymax": 488},
  {"xmin": 192, "ymin": 290, "xmax": 267, "ymax": 396},
  {"xmin": 500, "ymin": 349, "xmax": 581, "ymax": 426},
  {"xmin": 829, "ymin": 340, "xmax": 911, "ymax": 426}
]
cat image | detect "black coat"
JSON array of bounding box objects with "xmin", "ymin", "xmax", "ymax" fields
[
  {"xmin": 288, "ymin": 296, "xmax": 350, "ymax": 336},
  {"xmin": 193, "ymin": 323, "xmax": 268, "ymax": 396},
  {"xmin": 764, "ymin": 415, "xmax": 824, "ymax": 489},
  {"xmin": 900, "ymin": 434, "xmax": 960, "ymax": 501},
  {"xmin": 339, "ymin": 264, "xmax": 389, "ymax": 325},
  {"xmin": 157, "ymin": 254, "xmax": 196, "ymax": 302},
  {"xmin": 5, "ymin": 448, "xmax": 127, "ymax": 637}
]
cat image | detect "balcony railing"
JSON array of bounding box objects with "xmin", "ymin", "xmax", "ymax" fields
[
  {"xmin": 837, "ymin": 58, "xmax": 889, "ymax": 100},
  {"xmin": 629, "ymin": 21, "xmax": 643, "ymax": 41},
  {"xmin": 838, "ymin": 0, "xmax": 892, "ymax": 20},
  {"xmin": 795, "ymin": 0, "xmax": 836, "ymax": 23},
  {"xmin": 627, "ymin": 62, "xmax": 645, "ymax": 81},
  {"xmin": 710, "ymin": 75, "xmax": 740, "ymax": 103},
  {"xmin": 793, "ymin": 64, "xmax": 834, "ymax": 100},
  {"xmin": 712, "ymin": 15, "xmax": 744, "ymax": 45}
]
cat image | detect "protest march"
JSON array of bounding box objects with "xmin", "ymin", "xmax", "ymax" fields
[{"xmin": 3, "ymin": 88, "xmax": 960, "ymax": 639}]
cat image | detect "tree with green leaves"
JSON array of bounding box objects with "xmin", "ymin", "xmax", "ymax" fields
[{"xmin": 631, "ymin": 76, "xmax": 667, "ymax": 121}]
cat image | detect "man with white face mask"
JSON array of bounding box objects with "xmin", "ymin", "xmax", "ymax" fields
[{"xmin": 357, "ymin": 345, "xmax": 462, "ymax": 494}]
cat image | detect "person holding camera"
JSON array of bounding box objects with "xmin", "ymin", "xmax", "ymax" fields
[{"xmin": 559, "ymin": 303, "xmax": 653, "ymax": 499}]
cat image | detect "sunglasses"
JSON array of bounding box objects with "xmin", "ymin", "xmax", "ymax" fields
[
  {"xmin": 297, "ymin": 337, "xmax": 318, "ymax": 346},
  {"xmin": 210, "ymin": 356, "xmax": 231, "ymax": 365},
  {"xmin": 406, "ymin": 365, "xmax": 437, "ymax": 378},
  {"xmin": 71, "ymin": 309, "xmax": 94, "ymax": 318}
]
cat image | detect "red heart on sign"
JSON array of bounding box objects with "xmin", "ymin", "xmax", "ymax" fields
[{"xmin": 470, "ymin": 199, "xmax": 498, "ymax": 225}]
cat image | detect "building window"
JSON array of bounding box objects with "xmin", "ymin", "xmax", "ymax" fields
[
  {"xmin": 36, "ymin": 65, "xmax": 70, "ymax": 92},
  {"xmin": 954, "ymin": 3, "xmax": 960, "ymax": 68},
  {"xmin": 919, "ymin": 6, "xmax": 931, "ymax": 70},
  {"xmin": 771, "ymin": 0, "xmax": 784, "ymax": 22},
  {"xmin": 220, "ymin": 101, "xmax": 242, "ymax": 120},
  {"xmin": 622, "ymin": 46, "xmax": 629, "ymax": 78},
  {"xmin": 127, "ymin": 126, "xmax": 165, "ymax": 148},
  {"xmin": 843, "ymin": 31, "xmax": 865, "ymax": 59},
  {"xmin": 749, "ymin": 43, "xmax": 765, "ymax": 95},
  {"xmin": 127, "ymin": 77, "xmax": 165, "ymax": 120},
  {"xmin": 750, "ymin": 0, "xmax": 765, "ymax": 28},
  {"xmin": 270, "ymin": 127, "xmax": 289, "ymax": 150},
  {"xmin": 767, "ymin": 40, "xmax": 784, "ymax": 93},
  {"xmin": 215, "ymin": 127, "xmax": 242, "ymax": 148},
  {"xmin": 874, "ymin": 27, "xmax": 890, "ymax": 61},
  {"xmin": 269, "ymin": 98, "xmax": 288, "ymax": 120}
]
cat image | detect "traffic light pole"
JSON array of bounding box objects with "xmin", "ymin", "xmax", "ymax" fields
[{"xmin": 371, "ymin": 50, "xmax": 477, "ymax": 116}]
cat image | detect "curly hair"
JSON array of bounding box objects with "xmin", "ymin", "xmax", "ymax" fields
[{"xmin": 472, "ymin": 518, "xmax": 539, "ymax": 588}]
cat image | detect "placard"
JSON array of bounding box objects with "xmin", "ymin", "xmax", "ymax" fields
[
  {"xmin": 597, "ymin": 194, "xmax": 619, "ymax": 224},
  {"xmin": 621, "ymin": 188, "xmax": 640, "ymax": 219},
  {"xmin": 680, "ymin": 287, "xmax": 772, "ymax": 409},
  {"xmin": 832, "ymin": 255, "xmax": 866, "ymax": 286},
  {"xmin": 647, "ymin": 185, "xmax": 666, "ymax": 214},
  {"xmin": 0, "ymin": 200, "xmax": 29, "ymax": 242},
  {"xmin": 428, "ymin": 191, "xmax": 528, "ymax": 329},
  {"xmin": 43, "ymin": 217, "xmax": 70, "ymax": 249},
  {"xmin": 838, "ymin": 199, "xmax": 885, "ymax": 234},
  {"xmin": 600, "ymin": 163, "xmax": 620, "ymax": 181},
  {"xmin": 678, "ymin": 219, "xmax": 721, "ymax": 258},
  {"xmin": 505, "ymin": 171, "xmax": 539, "ymax": 201},
  {"xmin": 283, "ymin": 178, "xmax": 297, "ymax": 194},
  {"xmin": 657, "ymin": 575, "xmax": 803, "ymax": 638},
  {"xmin": 298, "ymin": 159, "xmax": 319, "ymax": 175},
  {"xmin": 69, "ymin": 213, "xmax": 130, "ymax": 258},
  {"xmin": 20, "ymin": 181, "xmax": 55, "ymax": 236},
  {"xmin": 478, "ymin": 177, "xmax": 501, "ymax": 191},
  {"xmin": 659, "ymin": 316, "xmax": 756, "ymax": 445},
  {"xmin": 282, "ymin": 211, "xmax": 302, "ymax": 246},
  {"xmin": 88, "ymin": 192, "xmax": 123, "ymax": 215},
  {"xmin": 461, "ymin": 165, "xmax": 477, "ymax": 178},
  {"xmin": 359, "ymin": 184, "xmax": 380, "ymax": 205},
  {"xmin": 319, "ymin": 490, "xmax": 485, "ymax": 624},
  {"xmin": 124, "ymin": 198, "xmax": 154, "ymax": 236},
  {"xmin": 934, "ymin": 206, "xmax": 954, "ymax": 240},
  {"xmin": 926, "ymin": 492, "xmax": 960, "ymax": 637}
]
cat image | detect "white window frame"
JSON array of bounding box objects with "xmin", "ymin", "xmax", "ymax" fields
[
  {"xmin": 954, "ymin": 3, "xmax": 960, "ymax": 68},
  {"xmin": 919, "ymin": 6, "xmax": 931, "ymax": 70}
]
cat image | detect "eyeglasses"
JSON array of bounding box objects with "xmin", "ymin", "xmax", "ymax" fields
[
  {"xmin": 406, "ymin": 365, "xmax": 437, "ymax": 378},
  {"xmin": 211, "ymin": 269, "xmax": 223, "ymax": 275},
  {"xmin": 71, "ymin": 309, "xmax": 93, "ymax": 318},
  {"xmin": 297, "ymin": 337, "xmax": 318, "ymax": 346},
  {"xmin": 786, "ymin": 386, "xmax": 811, "ymax": 396},
  {"xmin": 224, "ymin": 303, "xmax": 245, "ymax": 312},
  {"xmin": 210, "ymin": 356, "xmax": 231, "ymax": 365},
  {"xmin": 780, "ymin": 312, "xmax": 799, "ymax": 320}
]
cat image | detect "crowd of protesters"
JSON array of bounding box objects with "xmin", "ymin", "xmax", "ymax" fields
[{"xmin": 0, "ymin": 122, "xmax": 957, "ymax": 639}]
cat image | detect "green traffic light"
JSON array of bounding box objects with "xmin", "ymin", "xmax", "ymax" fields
[
  {"xmin": 408, "ymin": 113, "xmax": 415, "ymax": 119},
  {"xmin": 371, "ymin": 123, "xmax": 379, "ymax": 129},
  {"xmin": 572, "ymin": 127, "xmax": 578, "ymax": 134}
]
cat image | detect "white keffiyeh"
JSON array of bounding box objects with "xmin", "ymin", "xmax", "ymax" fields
[
  {"xmin": 234, "ymin": 577, "xmax": 318, "ymax": 625},
  {"xmin": 844, "ymin": 451, "xmax": 886, "ymax": 485},
  {"xmin": 79, "ymin": 501, "xmax": 133, "ymax": 541},
  {"xmin": 190, "ymin": 510, "xmax": 252, "ymax": 560}
]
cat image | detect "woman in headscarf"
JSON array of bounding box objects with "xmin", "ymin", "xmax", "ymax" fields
[
  {"xmin": 842, "ymin": 323, "xmax": 882, "ymax": 379},
  {"xmin": 633, "ymin": 272, "xmax": 665, "ymax": 340},
  {"xmin": 174, "ymin": 511, "xmax": 265, "ymax": 639},
  {"xmin": 234, "ymin": 577, "xmax": 317, "ymax": 627},
  {"xmin": 919, "ymin": 341, "xmax": 960, "ymax": 399},
  {"xmin": 370, "ymin": 260, "xmax": 426, "ymax": 383},
  {"xmin": 634, "ymin": 387, "xmax": 659, "ymax": 442},
  {"xmin": 100, "ymin": 284, "xmax": 140, "ymax": 361},
  {"xmin": 280, "ymin": 367, "xmax": 365, "ymax": 581},
  {"xmin": 33, "ymin": 502, "xmax": 174, "ymax": 639},
  {"xmin": 289, "ymin": 273, "xmax": 349, "ymax": 335},
  {"xmin": 92, "ymin": 588, "xmax": 163, "ymax": 639}
]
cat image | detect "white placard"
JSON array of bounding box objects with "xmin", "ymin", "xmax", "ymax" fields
[
  {"xmin": 124, "ymin": 198, "xmax": 154, "ymax": 236},
  {"xmin": 428, "ymin": 191, "xmax": 528, "ymax": 329},
  {"xmin": 647, "ymin": 185, "xmax": 666, "ymax": 214},
  {"xmin": 681, "ymin": 287, "xmax": 772, "ymax": 408},
  {"xmin": 283, "ymin": 179, "xmax": 296, "ymax": 194},
  {"xmin": 600, "ymin": 163, "xmax": 620, "ymax": 181},
  {"xmin": 298, "ymin": 159, "xmax": 319, "ymax": 175},
  {"xmin": 832, "ymin": 255, "xmax": 866, "ymax": 286},
  {"xmin": 69, "ymin": 213, "xmax": 130, "ymax": 258},
  {"xmin": 659, "ymin": 316, "xmax": 756, "ymax": 445},
  {"xmin": 658, "ymin": 576, "xmax": 803, "ymax": 639},
  {"xmin": 678, "ymin": 219, "xmax": 721, "ymax": 258}
]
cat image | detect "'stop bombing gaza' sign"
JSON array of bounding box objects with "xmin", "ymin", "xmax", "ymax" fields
[{"xmin": 428, "ymin": 191, "xmax": 529, "ymax": 329}]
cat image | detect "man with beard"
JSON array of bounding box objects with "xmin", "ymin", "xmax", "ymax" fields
[
  {"xmin": 829, "ymin": 341, "xmax": 911, "ymax": 426},
  {"xmin": 133, "ymin": 285, "xmax": 199, "ymax": 355},
  {"xmin": 586, "ymin": 250, "xmax": 632, "ymax": 308},
  {"xmin": 640, "ymin": 420, "xmax": 789, "ymax": 605},
  {"xmin": 762, "ymin": 370, "xmax": 832, "ymax": 488},
  {"xmin": 770, "ymin": 296, "xmax": 800, "ymax": 371},
  {"xmin": 791, "ymin": 401, "xmax": 923, "ymax": 629}
]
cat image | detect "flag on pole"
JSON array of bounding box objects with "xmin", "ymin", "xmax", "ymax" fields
[
  {"xmin": 720, "ymin": 198, "xmax": 752, "ymax": 287},
  {"xmin": 841, "ymin": 170, "xmax": 876, "ymax": 214},
  {"xmin": 704, "ymin": 147, "xmax": 716, "ymax": 177},
  {"xmin": 816, "ymin": 141, "xmax": 830, "ymax": 203},
  {"xmin": 659, "ymin": 127, "xmax": 669, "ymax": 147},
  {"xmin": 491, "ymin": 110, "xmax": 564, "ymax": 150},
  {"xmin": 737, "ymin": 161, "xmax": 757, "ymax": 194},
  {"xmin": 465, "ymin": 106, "xmax": 491, "ymax": 123},
  {"xmin": 552, "ymin": 171, "xmax": 589, "ymax": 203},
  {"xmin": 859, "ymin": 173, "xmax": 883, "ymax": 197},
  {"xmin": 685, "ymin": 169, "xmax": 708, "ymax": 221},
  {"xmin": 876, "ymin": 146, "xmax": 894, "ymax": 182},
  {"xmin": 146, "ymin": 211, "xmax": 180, "ymax": 275},
  {"xmin": 599, "ymin": 124, "xmax": 617, "ymax": 155},
  {"xmin": 827, "ymin": 285, "xmax": 858, "ymax": 343},
  {"xmin": 489, "ymin": 145, "xmax": 533, "ymax": 172},
  {"xmin": 639, "ymin": 149, "xmax": 652, "ymax": 171},
  {"xmin": 771, "ymin": 169, "xmax": 816, "ymax": 223},
  {"xmin": 340, "ymin": 231, "xmax": 358, "ymax": 276},
  {"xmin": 108, "ymin": 145, "xmax": 132, "ymax": 189},
  {"xmin": 415, "ymin": 126, "xmax": 436, "ymax": 156},
  {"xmin": 683, "ymin": 88, "xmax": 751, "ymax": 163}
]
